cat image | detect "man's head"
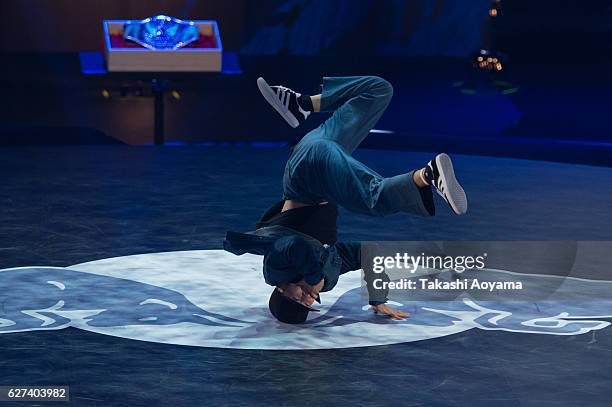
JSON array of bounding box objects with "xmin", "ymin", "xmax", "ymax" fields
[{"xmin": 268, "ymin": 283, "xmax": 320, "ymax": 324}]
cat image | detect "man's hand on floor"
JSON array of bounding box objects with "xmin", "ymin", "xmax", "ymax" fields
[{"xmin": 371, "ymin": 304, "xmax": 410, "ymax": 320}]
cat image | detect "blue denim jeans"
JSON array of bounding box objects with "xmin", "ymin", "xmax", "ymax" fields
[{"xmin": 282, "ymin": 76, "xmax": 432, "ymax": 217}]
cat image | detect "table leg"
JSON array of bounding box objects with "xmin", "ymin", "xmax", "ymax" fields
[{"xmin": 152, "ymin": 79, "xmax": 168, "ymax": 146}]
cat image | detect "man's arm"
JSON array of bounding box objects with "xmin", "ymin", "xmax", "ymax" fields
[
  {"xmin": 334, "ymin": 241, "xmax": 390, "ymax": 304},
  {"xmin": 336, "ymin": 241, "xmax": 410, "ymax": 320}
]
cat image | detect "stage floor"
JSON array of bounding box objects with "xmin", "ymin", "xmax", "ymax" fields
[{"xmin": 1, "ymin": 146, "xmax": 611, "ymax": 406}]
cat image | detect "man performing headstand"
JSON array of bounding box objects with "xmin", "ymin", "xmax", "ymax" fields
[{"xmin": 224, "ymin": 76, "xmax": 467, "ymax": 324}]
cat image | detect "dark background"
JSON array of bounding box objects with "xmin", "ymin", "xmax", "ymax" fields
[
  {"xmin": 0, "ymin": 0, "xmax": 612, "ymax": 60},
  {"xmin": 2, "ymin": 0, "xmax": 611, "ymax": 60},
  {"xmin": 1, "ymin": 0, "xmax": 611, "ymax": 164}
]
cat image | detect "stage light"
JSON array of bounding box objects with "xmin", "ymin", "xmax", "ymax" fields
[
  {"xmin": 489, "ymin": 0, "xmax": 501, "ymax": 18},
  {"xmin": 472, "ymin": 49, "xmax": 504, "ymax": 72},
  {"xmin": 462, "ymin": 0, "xmax": 511, "ymax": 92},
  {"xmin": 171, "ymin": 90, "xmax": 181, "ymax": 100},
  {"xmin": 101, "ymin": 89, "xmax": 110, "ymax": 99}
]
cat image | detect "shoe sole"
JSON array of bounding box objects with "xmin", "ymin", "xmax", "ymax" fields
[
  {"xmin": 436, "ymin": 153, "xmax": 468, "ymax": 215},
  {"xmin": 257, "ymin": 77, "xmax": 300, "ymax": 128}
]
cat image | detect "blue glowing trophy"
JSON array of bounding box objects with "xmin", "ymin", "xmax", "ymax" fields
[{"xmin": 123, "ymin": 15, "xmax": 200, "ymax": 50}]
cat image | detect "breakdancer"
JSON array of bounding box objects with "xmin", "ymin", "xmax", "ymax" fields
[{"xmin": 224, "ymin": 76, "xmax": 467, "ymax": 324}]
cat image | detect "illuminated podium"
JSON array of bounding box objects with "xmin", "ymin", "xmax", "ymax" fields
[
  {"xmin": 80, "ymin": 16, "xmax": 241, "ymax": 145},
  {"xmin": 103, "ymin": 18, "xmax": 222, "ymax": 72}
]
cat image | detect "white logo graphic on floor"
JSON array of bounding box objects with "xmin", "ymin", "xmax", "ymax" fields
[{"xmin": 0, "ymin": 250, "xmax": 611, "ymax": 350}]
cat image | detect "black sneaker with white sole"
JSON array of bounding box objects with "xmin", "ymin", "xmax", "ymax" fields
[
  {"xmin": 426, "ymin": 153, "xmax": 468, "ymax": 215},
  {"xmin": 257, "ymin": 77, "xmax": 310, "ymax": 128}
]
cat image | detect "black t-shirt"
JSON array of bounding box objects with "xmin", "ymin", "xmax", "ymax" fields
[{"xmin": 256, "ymin": 200, "xmax": 338, "ymax": 245}]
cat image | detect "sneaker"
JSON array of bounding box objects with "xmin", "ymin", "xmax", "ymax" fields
[
  {"xmin": 257, "ymin": 77, "xmax": 310, "ymax": 128},
  {"xmin": 427, "ymin": 153, "xmax": 468, "ymax": 215}
]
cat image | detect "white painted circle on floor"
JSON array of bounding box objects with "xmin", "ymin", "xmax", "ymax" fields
[{"xmin": 0, "ymin": 250, "xmax": 611, "ymax": 350}]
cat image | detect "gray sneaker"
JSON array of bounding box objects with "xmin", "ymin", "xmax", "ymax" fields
[
  {"xmin": 257, "ymin": 77, "xmax": 310, "ymax": 128},
  {"xmin": 427, "ymin": 153, "xmax": 468, "ymax": 215}
]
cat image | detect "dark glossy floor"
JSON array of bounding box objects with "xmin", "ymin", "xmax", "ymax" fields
[{"xmin": 1, "ymin": 145, "xmax": 612, "ymax": 406}]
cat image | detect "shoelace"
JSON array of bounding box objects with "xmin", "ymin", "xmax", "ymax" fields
[{"xmin": 275, "ymin": 85, "xmax": 292, "ymax": 93}]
